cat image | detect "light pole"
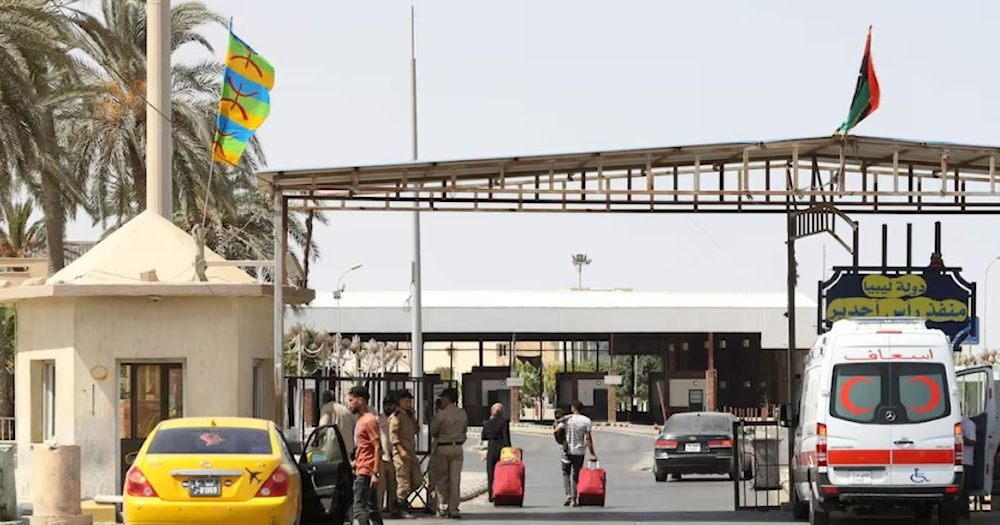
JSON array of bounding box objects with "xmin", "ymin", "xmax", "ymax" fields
[
  {"xmin": 984, "ymin": 257, "xmax": 1000, "ymax": 350},
  {"xmin": 571, "ymin": 253, "xmax": 591, "ymax": 290},
  {"xmin": 333, "ymin": 263, "xmax": 363, "ymax": 376}
]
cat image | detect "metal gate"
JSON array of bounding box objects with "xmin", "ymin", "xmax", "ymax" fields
[{"xmin": 732, "ymin": 418, "xmax": 788, "ymax": 511}]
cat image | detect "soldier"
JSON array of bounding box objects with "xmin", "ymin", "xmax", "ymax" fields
[
  {"xmin": 389, "ymin": 390, "xmax": 420, "ymax": 517},
  {"xmin": 428, "ymin": 387, "xmax": 468, "ymax": 519},
  {"xmin": 377, "ymin": 394, "xmax": 401, "ymax": 519}
]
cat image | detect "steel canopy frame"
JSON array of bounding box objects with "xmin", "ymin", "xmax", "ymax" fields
[
  {"xmin": 259, "ymin": 135, "xmax": 1000, "ymax": 214},
  {"xmin": 261, "ymin": 134, "xmax": 1000, "ymax": 431}
]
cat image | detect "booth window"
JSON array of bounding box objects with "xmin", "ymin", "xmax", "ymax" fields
[{"xmin": 42, "ymin": 361, "xmax": 56, "ymax": 440}]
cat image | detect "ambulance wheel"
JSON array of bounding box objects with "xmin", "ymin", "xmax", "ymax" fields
[
  {"xmin": 654, "ymin": 472, "xmax": 668, "ymax": 482},
  {"xmin": 938, "ymin": 500, "xmax": 958, "ymax": 525},
  {"xmin": 913, "ymin": 502, "xmax": 932, "ymax": 521},
  {"xmin": 791, "ymin": 487, "xmax": 808, "ymax": 520},
  {"xmin": 808, "ymin": 494, "xmax": 829, "ymax": 525}
]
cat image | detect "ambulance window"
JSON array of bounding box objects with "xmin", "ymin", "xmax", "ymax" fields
[
  {"xmin": 831, "ymin": 363, "xmax": 884, "ymax": 423},
  {"xmin": 897, "ymin": 363, "xmax": 949, "ymax": 423}
]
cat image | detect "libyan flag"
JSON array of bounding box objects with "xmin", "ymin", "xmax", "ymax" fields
[{"xmin": 836, "ymin": 26, "xmax": 881, "ymax": 134}]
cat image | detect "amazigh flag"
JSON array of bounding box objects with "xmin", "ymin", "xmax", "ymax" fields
[
  {"xmin": 212, "ymin": 22, "xmax": 275, "ymax": 166},
  {"xmin": 836, "ymin": 26, "xmax": 880, "ymax": 134}
]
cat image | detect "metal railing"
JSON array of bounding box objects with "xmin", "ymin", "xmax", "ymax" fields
[
  {"xmin": 0, "ymin": 417, "xmax": 14, "ymax": 442},
  {"xmin": 732, "ymin": 418, "xmax": 787, "ymax": 511}
]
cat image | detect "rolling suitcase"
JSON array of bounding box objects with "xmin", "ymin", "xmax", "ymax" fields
[
  {"xmin": 500, "ymin": 446, "xmax": 523, "ymax": 462},
  {"xmin": 492, "ymin": 459, "xmax": 525, "ymax": 507},
  {"xmin": 576, "ymin": 460, "xmax": 606, "ymax": 507}
]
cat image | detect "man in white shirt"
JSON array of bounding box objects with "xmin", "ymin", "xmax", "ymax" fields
[
  {"xmin": 960, "ymin": 415, "xmax": 976, "ymax": 519},
  {"xmin": 553, "ymin": 400, "xmax": 598, "ymax": 507}
]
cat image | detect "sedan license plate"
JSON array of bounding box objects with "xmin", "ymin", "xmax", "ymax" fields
[
  {"xmin": 848, "ymin": 471, "xmax": 872, "ymax": 485},
  {"xmin": 188, "ymin": 477, "xmax": 221, "ymax": 497},
  {"xmin": 685, "ymin": 443, "xmax": 701, "ymax": 453}
]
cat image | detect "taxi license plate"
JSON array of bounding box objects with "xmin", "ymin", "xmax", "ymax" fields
[
  {"xmin": 848, "ymin": 471, "xmax": 872, "ymax": 485},
  {"xmin": 188, "ymin": 478, "xmax": 221, "ymax": 497},
  {"xmin": 685, "ymin": 443, "xmax": 701, "ymax": 453}
]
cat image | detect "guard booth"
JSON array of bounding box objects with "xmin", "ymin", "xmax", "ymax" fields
[
  {"xmin": 646, "ymin": 371, "xmax": 708, "ymax": 424},
  {"xmin": 555, "ymin": 372, "xmax": 608, "ymax": 422},
  {"xmin": 461, "ymin": 366, "xmax": 513, "ymax": 424}
]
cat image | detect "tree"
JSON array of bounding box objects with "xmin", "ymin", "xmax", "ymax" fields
[
  {"xmin": 0, "ymin": 306, "xmax": 13, "ymax": 418},
  {"xmin": 64, "ymin": 0, "xmax": 241, "ymax": 224},
  {"xmin": 516, "ymin": 360, "xmax": 542, "ymax": 405},
  {"xmin": 0, "ymin": 199, "xmax": 45, "ymax": 257},
  {"xmin": 0, "ymin": 1, "xmax": 81, "ymax": 271}
]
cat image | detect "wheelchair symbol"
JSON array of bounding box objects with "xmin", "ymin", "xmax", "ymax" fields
[{"xmin": 910, "ymin": 468, "xmax": 930, "ymax": 483}]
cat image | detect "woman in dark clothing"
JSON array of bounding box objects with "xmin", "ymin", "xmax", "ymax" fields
[{"xmin": 480, "ymin": 402, "xmax": 512, "ymax": 501}]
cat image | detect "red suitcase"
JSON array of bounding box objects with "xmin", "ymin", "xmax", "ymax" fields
[
  {"xmin": 492, "ymin": 459, "xmax": 525, "ymax": 507},
  {"xmin": 576, "ymin": 461, "xmax": 606, "ymax": 507}
]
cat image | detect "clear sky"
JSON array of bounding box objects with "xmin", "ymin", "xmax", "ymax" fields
[{"xmin": 67, "ymin": 0, "xmax": 1000, "ymax": 348}]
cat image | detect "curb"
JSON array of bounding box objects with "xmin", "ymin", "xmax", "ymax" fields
[{"xmin": 460, "ymin": 481, "xmax": 489, "ymax": 502}]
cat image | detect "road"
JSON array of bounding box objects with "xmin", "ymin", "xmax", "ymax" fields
[{"xmin": 423, "ymin": 430, "xmax": 995, "ymax": 525}]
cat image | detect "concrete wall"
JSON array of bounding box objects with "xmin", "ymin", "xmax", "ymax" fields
[{"xmin": 14, "ymin": 294, "xmax": 276, "ymax": 500}]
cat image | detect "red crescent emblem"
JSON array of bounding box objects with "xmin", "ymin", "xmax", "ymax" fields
[
  {"xmin": 906, "ymin": 375, "xmax": 941, "ymax": 414},
  {"xmin": 839, "ymin": 376, "xmax": 876, "ymax": 415}
]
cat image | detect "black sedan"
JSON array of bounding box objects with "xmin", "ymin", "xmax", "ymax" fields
[{"xmin": 652, "ymin": 412, "xmax": 753, "ymax": 482}]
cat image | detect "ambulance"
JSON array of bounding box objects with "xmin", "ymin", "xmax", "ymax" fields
[{"xmin": 781, "ymin": 317, "xmax": 999, "ymax": 525}]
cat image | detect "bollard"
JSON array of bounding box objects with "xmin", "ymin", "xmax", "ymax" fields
[
  {"xmin": 0, "ymin": 444, "xmax": 21, "ymax": 524},
  {"xmin": 29, "ymin": 445, "xmax": 91, "ymax": 525}
]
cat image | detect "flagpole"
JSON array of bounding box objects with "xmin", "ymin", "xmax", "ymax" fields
[
  {"xmin": 146, "ymin": 0, "xmax": 172, "ymax": 217},
  {"xmin": 409, "ymin": 3, "xmax": 426, "ymax": 442}
]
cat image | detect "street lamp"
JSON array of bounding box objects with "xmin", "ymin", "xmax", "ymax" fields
[
  {"xmin": 571, "ymin": 253, "xmax": 591, "ymax": 290},
  {"xmin": 331, "ymin": 263, "xmax": 363, "ymax": 379},
  {"xmin": 984, "ymin": 257, "xmax": 1000, "ymax": 349}
]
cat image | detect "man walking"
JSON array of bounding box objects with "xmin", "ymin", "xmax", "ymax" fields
[
  {"xmin": 347, "ymin": 385, "xmax": 383, "ymax": 525},
  {"xmin": 429, "ymin": 387, "xmax": 468, "ymax": 519},
  {"xmin": 390, "ymin": 390, "xmax": 420, "ymax": 518},
  {"xmin": 319, "ymin": 389, "xmax": 357, "ymax": 460},
  {"xmin": 554, "ymin": 400, "xmax": 598, "ymax": 506}
]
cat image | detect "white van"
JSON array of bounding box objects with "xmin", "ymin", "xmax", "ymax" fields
[{"xmin": 780, "ymin": 317, "xmax": 998, "ymax": 525}]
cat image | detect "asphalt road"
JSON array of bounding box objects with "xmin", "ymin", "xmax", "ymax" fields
[{"xmin": 422, "ymin": 431, "xmax": 995, "ymax": 525}]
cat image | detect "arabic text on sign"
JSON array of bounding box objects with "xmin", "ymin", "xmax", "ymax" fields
[
  {"xmin": 843, "ymin": 348, "xmax": 936, "ymax": 361},
  {"xmin": 860, "ymin": 274, "xmax": 928, "ymax": 299},
  {"xmin": 826, "ymin": 297, "xmax": 968, "ymax": 323}
]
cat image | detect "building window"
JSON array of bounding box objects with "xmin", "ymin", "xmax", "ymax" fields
[
  {"xmin": 497, "ymin": 343, "xmax": 508, "ymax": 358},
  {"xmin": 252, "ymin": 360, "xmax": 264, "ymax": 418},
  {"xmin": 42, "ymin": 361, "xmax": 55, "ymax": 440}
]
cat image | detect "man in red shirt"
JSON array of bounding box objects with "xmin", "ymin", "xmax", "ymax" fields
[{"xmin": 348, "ymin": 385, "xmax": 383, "ymax": 525}]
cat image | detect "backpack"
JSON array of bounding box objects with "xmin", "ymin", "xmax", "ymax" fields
[{"xmin": 553, "ymin": 416, "xmax": 569, "ymax": 445}]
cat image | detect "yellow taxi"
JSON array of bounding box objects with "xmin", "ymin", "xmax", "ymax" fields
[
  {"xmin": 122, "ymin": 417, "xmax": 301, "ymax": 525},
  {"xmin": 123, "ymin": 417, "xmax": 353, "ymax": 525}
]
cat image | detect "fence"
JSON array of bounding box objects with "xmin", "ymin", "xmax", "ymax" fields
[
  {"xmin": 732, "ymin": 418, "xmax": 788, "ymax": 511},
  {"xmin": 284, "ymin": 374, "xmax": 455, "ymax": 445}
]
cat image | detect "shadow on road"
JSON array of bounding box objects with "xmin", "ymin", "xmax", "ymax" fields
[{"xmin": 465, "ymin": 509, "xmax": 792, "ymax": 522}]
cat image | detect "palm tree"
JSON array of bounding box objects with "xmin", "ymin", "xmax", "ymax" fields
[
  {"xmin": 65, "ymin": 0, "xmax": 322, "ymax": 279},
  {"xmin": 0, "ymin": 1, "xmax": 80, "ymax": 271},
  {"xmin": 0, "ymin": 199, "xmax": 45, "ymax": 257},
  {"xmin": 63, "ymin": 0, "xmax": 253, "ymax": 227}
]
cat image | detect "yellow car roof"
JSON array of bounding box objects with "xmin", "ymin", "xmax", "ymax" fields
[{"xmin": 155, "ymin": 417, "xmax": 273, "ymax": 430}]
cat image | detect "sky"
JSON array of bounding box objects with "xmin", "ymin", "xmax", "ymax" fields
[{"xmin": 67, "ymin": 0, "xmax": 1000, "ymax": 349}]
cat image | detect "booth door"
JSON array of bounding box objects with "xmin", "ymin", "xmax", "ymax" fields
[
  {"xmin": 119, "ymin": 363, "xmax": 184, "ymax": 489},
  {"xmin": 592, "ymin": 389, "xmax": 608, "ymax": 422}
]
